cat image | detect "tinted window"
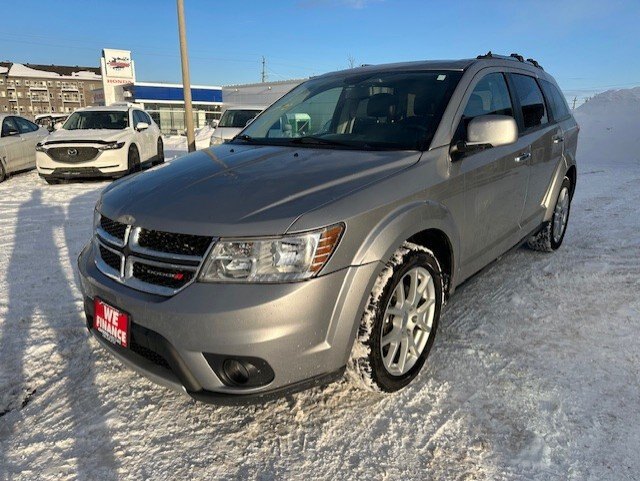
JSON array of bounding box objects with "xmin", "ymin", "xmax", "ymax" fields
[
  {"xmin": 133, "ymin": 110, "xmax": 145, "ymax": 125},
  {"xmin": 218, "ymin": 109, "xmax": 262, "ymax": 128},
  {"xmin": 511, "ymin": 74, "xmax": 548, "ymax": 131},
  {"xmin": 540, "ymin": 80, "xmax": 570, "ymax": 121},
  {"xmin": 63, "ymin": 110, "xmax": 129, "ymax": 130},
  {"xmin": 15, "ymin": 116, "xmax": 39, "ymax": 133},
  {"xmin": 1, "ymin": 117, "xmax": 19, "ymax": 137},
  {"xmin": 241, "ymin": 71, "xmax": 463, "ymax": 151},
  {"xmin": 142, "ymin": 111, "xmax": 152, "ymax": 124},
  {"xmin": 463, "ymin": 73, "xmax": 513, "ymax": 120}
]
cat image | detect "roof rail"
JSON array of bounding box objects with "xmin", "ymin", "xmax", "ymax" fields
[{"xmin": 476, "ymin": 51, "xmax": 544, "ymax": 70}]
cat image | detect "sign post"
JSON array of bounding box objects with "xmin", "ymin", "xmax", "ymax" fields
[{"xmin": 177, "ymin": 0, "xmax": 196, "ymax": 152}]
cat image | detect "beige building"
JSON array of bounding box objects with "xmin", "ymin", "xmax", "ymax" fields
[{"xmin": 0, "ymin": 62, "xmax": 102, "ymax": 119}]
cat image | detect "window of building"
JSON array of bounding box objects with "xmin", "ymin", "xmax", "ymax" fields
[
  {"xmin": 510, "ymin": 74, "xmax": 549, "ymax": 132},
  {"xmin": 25, "ymin": 80, "xmax": 29, "ymax": 86},
  {"xmin": 56, "ymin": 81, "xmax": 61, "ymax": 87},
  {"xmin": 48, "ymin": 81, "xmax": 53, "ymax": 87},
  {"xmin": 0, "ymin": 91, "xmax": 5, "ymax": 98},
  {"xmin": 0, "ymin": 78, "xmax": 4, "ymax": 85},
  {"xmin": 17, "ymin": 92, "xmax": 23, "ymax": 98},
  {"xmin": 15, "ymin": 80, "xmax": 21, "ymax": 86}
]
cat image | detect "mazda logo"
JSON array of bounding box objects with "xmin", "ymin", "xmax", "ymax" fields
[{"xmin": 67, "ymin": 148, "xmax": 78, "ymax": 156}]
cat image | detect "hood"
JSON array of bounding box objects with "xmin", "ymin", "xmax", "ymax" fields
[
  {"xmin": 212, "ymin": 127, "xmax": 242, "ymax": 141},
  {"xmin": 44, "ymin": 128, "xmax": 130, "ymax": 144},
  {"xmin": 98, "ymin": 144, "xmax": 421, "ymax": 237}
]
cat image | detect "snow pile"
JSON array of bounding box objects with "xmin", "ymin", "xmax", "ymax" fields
[
  {"xmin": 163, "ymin": 126, "xmax": 215, "ymax": 159},
  {"xmin": 0, "ymin": 88, "xmax": 639, "ymax": 480}
]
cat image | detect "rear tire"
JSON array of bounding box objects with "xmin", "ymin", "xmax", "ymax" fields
[
  {"xmin": 127, "ymin": 145, "xmax": 141, "ymax": 174},
  {"xmin": 0, "ymin": 162, "xmax": 6, "ymax": 183},
  {"xmin": 526, "ymin": 176, "xmax": 572, "ymax": 252},
  {"xmin": 347, "ymin": 242, "xmax": 443, "ymax": 392}
]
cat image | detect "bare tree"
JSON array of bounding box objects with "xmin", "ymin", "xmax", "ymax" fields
[{"xmin": 347, "ymin": 54, "xmax": 357, "ymax": 69}]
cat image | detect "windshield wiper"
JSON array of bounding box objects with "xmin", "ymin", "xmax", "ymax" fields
[{"xmin": 288, "ymin": 135, "xmax": 355, "ymax": 148}]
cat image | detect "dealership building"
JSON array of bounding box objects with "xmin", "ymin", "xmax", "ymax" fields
[{"xmin": 1, "ymin": 49, "xmax": 304, "ymax": 133}]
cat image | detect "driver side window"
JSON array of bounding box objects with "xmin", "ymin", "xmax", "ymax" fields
[{"xmin": 456, "ymin": 73, "xmax": 513, "ymax": 142}]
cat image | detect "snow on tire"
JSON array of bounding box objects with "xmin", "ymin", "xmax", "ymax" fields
[{"xmin": 346, "ymin": 242, "xmax": 444, "ymax": 393}]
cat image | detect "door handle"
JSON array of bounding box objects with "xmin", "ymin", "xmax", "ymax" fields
[
  {"xmin": 553, "ymin": 136, "xmax": 565, "ymax": 144},
  {"xmin": 514, "ymin": 152, "xmax": 531, "ymax": 163}
]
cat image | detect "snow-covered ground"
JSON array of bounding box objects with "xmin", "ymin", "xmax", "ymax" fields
[{"xmin": 0, "ymin": 89, "xmax": 639, "ymax": 481}]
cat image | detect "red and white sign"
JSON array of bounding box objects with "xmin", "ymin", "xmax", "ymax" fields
[{"xmin": 94, "ymin": 298, "xmax": 130, "ymax": 348}]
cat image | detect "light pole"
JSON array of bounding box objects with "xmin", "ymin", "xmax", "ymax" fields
[{"xmin": 177, "ymin": 0, "xmax": 196, "ymax": 152}]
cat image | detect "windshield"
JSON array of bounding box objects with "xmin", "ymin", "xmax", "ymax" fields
[
  {"xmin": 218, "ymin": 109, "xmax": 262, "ymax": 128},
  {"xmin": 238, "ymin": 70, "xmax": 462, "ymax": 150},
  {"xmin": 62, "ymin": 111, "xmax": 129, "ymax": 130}
]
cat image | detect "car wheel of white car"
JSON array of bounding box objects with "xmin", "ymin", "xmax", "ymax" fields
[
  {"xmin": 0, "ymin": 162, "xmax": 6, "ymax": 183},
  {"xmin": 155, "ymin": 138, "xmax": 165, "ymax": 165},
  {"xmin": 127, "ymin": 145, "xmax": 141, "ymax": 174},
  {"xmin": 347, "ymin": 242, "xmax": 443, "ymax": 392}
]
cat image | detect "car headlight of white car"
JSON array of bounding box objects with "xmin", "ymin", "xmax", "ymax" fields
[
  {"xmin": 35, "ymin": 143, "xmax": 47, "ymax": 152},
  {"xmin": 210, "ymin": 136, "xmax": 224, "ymax": 146},
  {"xmin": 98, "ymin": 141, "xmax": 126, "ymax": 150},
  {"xmin": 199, "ymin": 224, "xmax": 344, "ymax": 283}
]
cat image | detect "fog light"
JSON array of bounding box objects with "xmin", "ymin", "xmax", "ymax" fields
[
  {"xmin": 204, "ymin": 353, "xmax": 275, "ymax": 388},
  {"xmin": 223, "ymin": 359, "xmax": 250, "ymax": 385}
]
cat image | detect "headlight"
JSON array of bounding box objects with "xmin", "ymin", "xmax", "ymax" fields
[
  {"xmin": 35, "ymin": 143, "xmax": 47, "ymax": 152},
  {"xmin": 199, "ymin": 224, "xmax": 344, "ymax": 283},
  {"xmin": 210, "ymin": 136, "xmax": 224, "ymax": 146},
  {"xmin": 98, "ymin": 141, "xmax": 126, "ymax": 150}
]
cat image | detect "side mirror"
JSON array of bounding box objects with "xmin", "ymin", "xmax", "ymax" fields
[
  {"xmin": 452, "ymin": 115, "xmax": 518, "ymax": 157},
  {"xmin": 53, "ymin": 122, "xmax": 63, "ymax": 131},
  {"xmin": 135, "ymin": 121, "xmax": 149, "ymax": 131}
]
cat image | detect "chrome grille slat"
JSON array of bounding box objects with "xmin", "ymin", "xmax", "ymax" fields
[{"xmin": 93, "ymin": 214, "xmax": 216, "ymax": 296}]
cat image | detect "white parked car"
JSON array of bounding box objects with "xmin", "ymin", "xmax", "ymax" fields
[
  {"xmin": 210, "ymin": 106, "xmax": 265, "ymax": 146},
  {"xmin": 0, "ymin": 115, "xmax": 49, "ymax": 183},
  {"xmin": 36, "ymin": 104, "xmax": 163, "ymax": 184}
]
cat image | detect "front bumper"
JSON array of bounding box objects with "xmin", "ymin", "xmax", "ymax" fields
[
  {"xmin": 36, "ymin": 149, "xmax": 129, "ymax": 179},
  {"xmin": 77, "ymin": 241, "xmax": 379, "ymax": 403}
]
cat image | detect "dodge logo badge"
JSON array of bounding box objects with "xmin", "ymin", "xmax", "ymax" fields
[{"xmin": 67, "ymin": 148, "xmax": 78, "ymax": 156}]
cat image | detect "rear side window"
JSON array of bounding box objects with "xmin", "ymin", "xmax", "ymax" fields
[
  {"xmin": 510, "ymin": 74, "xmax": 548, "ymax": 132},
  {"xmin": 540, "ymin": 80, "xmax": 571, "ymax": 121},
  {"xmin": 1, "ymin": 117, "xmax": 19, "ymax": 137},
  {"xmin": 14, "ymin": 116, "xmax": 39, "ymax": 133}
]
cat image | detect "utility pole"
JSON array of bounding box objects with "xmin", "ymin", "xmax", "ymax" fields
[
  {"xmin": 572, "ymin": 96, "xmax": 577, "ymax": 110},
  {"xmin": 177, "ymin": 0, "xmax": 196, "ymax": 152},
  {"xmin": 261, "ymin": 56, "xmax": 267, "ymax": 83}
]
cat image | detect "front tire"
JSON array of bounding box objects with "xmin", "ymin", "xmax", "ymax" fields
[
  {"xmin": 526, "ymin": 176, "xmax": 572, "ymax": 252},
  {"xmin": 0, "ymin": 162, "xmax": 6, "ymax": 183},
  {"xmin": 127, "ymin": 145, "xmax": 141, "ymax": 174},
  {"xmin": 347, "ymin": 242, "xmax": 443, "ymax": 392}
]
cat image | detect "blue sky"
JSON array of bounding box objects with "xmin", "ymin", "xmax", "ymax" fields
[{"xmin": 2, "ymin": 0, "xmax": 639, "ymax": 102}]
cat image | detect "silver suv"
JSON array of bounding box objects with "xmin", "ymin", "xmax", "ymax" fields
[{"xmin": 78, "ymin": 53, "xmax": 578, "ymax": 402}]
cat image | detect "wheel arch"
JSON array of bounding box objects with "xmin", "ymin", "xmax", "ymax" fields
[{"xmin": 352, "ymin": 200, "xmax": 460, "ymax": 294}]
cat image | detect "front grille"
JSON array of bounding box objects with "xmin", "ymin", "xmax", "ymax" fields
[
  {"xmin": 138, "ymin": 229, "xmax": 213, "ymax": 257},
  {"xmin": 132, "ymin": 262, "xmax": 194, "ymax": 289},
  {"xmin": 94, "ymin": 216, "xmax": 214, "ymax": 296},
  {"xmin": 100, "ymin": 216, "xmax": 127, "ymax": 242},
  {"xmin": 99, "ymin": 245, "xmax": 122, "ymax": 271},
  {"xmin": 48, "ymin": 146, "xmax": 99, "ymax": 163}
]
